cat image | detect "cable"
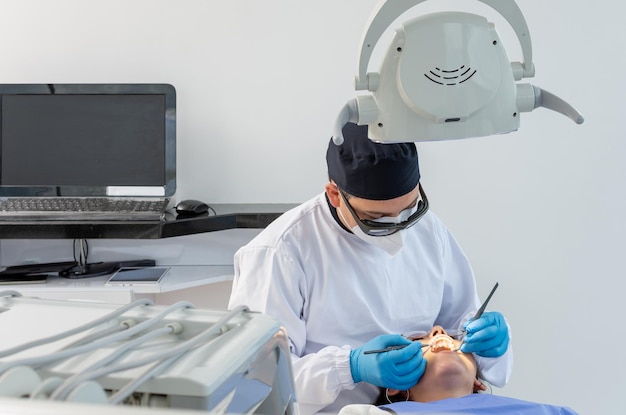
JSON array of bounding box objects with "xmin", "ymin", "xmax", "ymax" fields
[
  {"xmin": 59, "ymin": 320, "xmax": 136, "ymax": 350},
  {"xmin": 0, "ymin": 301, "xmax": 193, "ymax": 374},
  {"xmin": 83, "ymin": 325, "xmax": 180, "ymax": 372},
  {"xmin": 0, "ymin": 298, "xmax": 154, "ymax": 359},
  {"xmin": 72, "ymin": 239, "xmax": 89, "ymax": 266},
  {"xmin": 51, "ymin": 324, "xmax": 179, "ymax": 400},
  {"xmin": 108, "ymin": 354, "xmax": 181, "ymax": 405}
]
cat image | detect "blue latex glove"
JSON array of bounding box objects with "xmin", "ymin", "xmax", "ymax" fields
[
  {"xmin": 350, "ymin": 334, "xmax": 426, "ymax": 390},
  {"xmin": 460, "ymin": 311, "xmax": 509, "ymax": 357}
]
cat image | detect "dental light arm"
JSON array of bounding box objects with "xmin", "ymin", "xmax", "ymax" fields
[{"xmin": 332, "ymin": 0, "xmax": 583, "ymax": 145}]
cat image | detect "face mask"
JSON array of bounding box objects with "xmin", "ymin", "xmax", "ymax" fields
[{"xmin": 338, "ymin": 207, "xmax": 405, "ymax": 256}]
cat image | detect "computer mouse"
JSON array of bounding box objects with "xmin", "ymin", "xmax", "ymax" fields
[{"xmin": 175, "ymin": 199, "xmax": 209, "ymax": 215}]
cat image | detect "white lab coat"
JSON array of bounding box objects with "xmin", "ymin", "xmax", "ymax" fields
[{"xmin": 228, "ymin": 193, "xmax": 513, "ymax": 415}]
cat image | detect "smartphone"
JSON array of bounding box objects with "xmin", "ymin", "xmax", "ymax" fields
[{"xmin": 105, "ymin": 267, "xmax": 170, "ymax": 286}]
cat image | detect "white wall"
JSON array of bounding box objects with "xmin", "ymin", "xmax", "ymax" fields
[{"xmin": 0, "ymin": 1, "xmax": 623, "ymax": 414}]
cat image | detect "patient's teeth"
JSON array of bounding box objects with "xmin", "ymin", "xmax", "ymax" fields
[{"xmin": 429, "ymin": 335, "xmax": 456, "ymax": 352}]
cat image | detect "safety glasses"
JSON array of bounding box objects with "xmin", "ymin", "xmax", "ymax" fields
[{"xmin": 339, "ymin": 183, "xmax": 429, "ymax": 236}]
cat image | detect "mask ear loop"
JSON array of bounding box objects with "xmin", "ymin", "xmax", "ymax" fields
[{"xmin": 385, "ymin": 389, "xmax": 410, "ymax": 404}]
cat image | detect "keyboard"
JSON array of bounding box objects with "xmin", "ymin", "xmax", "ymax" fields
[{"xmin": 0, "ymin": 197, "xmax": 169, "ymax": 221}]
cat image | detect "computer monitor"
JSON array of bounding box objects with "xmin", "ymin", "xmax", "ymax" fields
[{"xmin": 0, "ymin": 83, "xmax": 176, "ymax": 197}]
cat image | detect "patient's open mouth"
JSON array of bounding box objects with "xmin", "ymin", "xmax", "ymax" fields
[{"xmin": 429, "ymin": 334, "xmax": 456, "ymax": 352}]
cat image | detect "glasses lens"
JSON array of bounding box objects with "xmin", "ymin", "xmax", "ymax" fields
[
  {"xmin": 362, "ymin": 200, "xmax": 425, "ymax": 228},
  {"xmin": 340, "ymin": 185, "xmax": 429, "ymax": 236}
]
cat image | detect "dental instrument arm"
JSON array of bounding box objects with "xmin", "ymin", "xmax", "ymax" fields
[
  {"xmin": 0, "ymin": 301, "xmax": 192, "ymax": 375},
  {"xmin": 50, "ymin": 324, "xmax": 181, "ymax": 401},
  {"xmin": 0, "ymin": 298, "xmax": 154, "ymax": 359},
  {"xmin": 55, "ymin": 305, "xmax": 250, "ymax": 403}
]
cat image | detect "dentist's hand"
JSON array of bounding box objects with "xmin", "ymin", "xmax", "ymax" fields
[
  {"xmin": 460, "ymin": 311, "xmax": 509, "ymax": 357},
  {"xmin": 350, "ymin": 334, "xmax": 426, "ymax": 390}
]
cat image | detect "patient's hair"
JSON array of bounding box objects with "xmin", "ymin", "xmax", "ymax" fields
[
  {"xmin": 374, "ymin": 379, "xmax": 491, "ymax": 405},
  {"xmin": 374, "ymin": 388, "xmax": 392, "ymax": 405}
]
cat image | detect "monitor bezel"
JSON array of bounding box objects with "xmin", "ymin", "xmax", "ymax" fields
[{"xmin": 0, "ymin": 83, "xmax": 176, "ymax": 197}]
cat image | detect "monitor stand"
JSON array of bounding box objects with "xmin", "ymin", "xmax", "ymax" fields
[
  {"xmin": 60, "ymin": 262, "xmax": 120, "ymax": 279},
  {"xmin": 59, "ymin": 239, "xmax": 155, "ymax": 279}
]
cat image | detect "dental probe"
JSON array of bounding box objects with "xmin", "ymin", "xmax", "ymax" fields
[
  {"xmin": 454, "ymin": 281, "xmax": 500, "ymax": 351},
  {"xmin": 363, "ymin": 343, "xmax": 429, "ymax": 354}
]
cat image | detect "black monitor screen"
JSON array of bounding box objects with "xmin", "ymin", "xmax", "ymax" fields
[{"xmin": 0, "ymin": 84, "xmax": 176, "ymax": 197}]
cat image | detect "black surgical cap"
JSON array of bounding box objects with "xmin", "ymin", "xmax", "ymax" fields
[{"xmin": 326, "ymin": 123, "xmax": 420, "ymax": 200}]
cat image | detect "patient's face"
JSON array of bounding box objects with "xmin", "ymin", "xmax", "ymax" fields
[{"xmin": 408, "ymin": 326, "xmax": 478, "ymax": 395}]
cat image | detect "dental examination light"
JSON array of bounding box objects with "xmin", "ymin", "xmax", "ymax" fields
[{"xmin": 332, "ymin": 0, "xmax": 584, "ymax": 144}]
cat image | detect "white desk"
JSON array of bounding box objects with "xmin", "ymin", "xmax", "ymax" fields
[{"xmin": 3, "ymin": 265, "xmax": 234, "ymax": 306}]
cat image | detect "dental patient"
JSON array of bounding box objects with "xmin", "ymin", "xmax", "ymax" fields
[{"xmin": 339, "ymin": 326, "xmax": 579, "ymax": 414}]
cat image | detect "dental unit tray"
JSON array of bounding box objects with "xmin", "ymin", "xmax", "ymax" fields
[
  {"xmin": 333, "ymin": 0, "xmax": 584, "ymax": 144},
  {"xmin": 0, "ymin": 293, "xmax": 297, "ymax": 414}
]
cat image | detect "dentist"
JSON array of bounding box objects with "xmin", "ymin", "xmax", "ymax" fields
[{"xmin": 228, "ymin": 123, "xmax": 512, "ymax": 414}]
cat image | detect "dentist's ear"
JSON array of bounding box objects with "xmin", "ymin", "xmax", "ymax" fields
[{"xmin": 325, "ymin": 182, "xmax": 341, "ymax": 207}]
